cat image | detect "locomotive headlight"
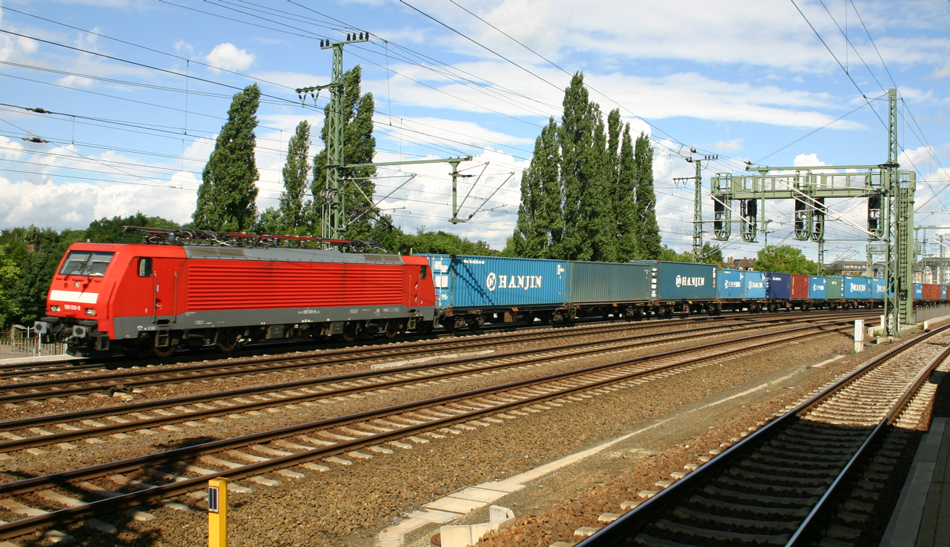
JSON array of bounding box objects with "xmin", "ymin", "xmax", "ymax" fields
[
  {"xmin": 50, "ymin": 305, "xmax": 61, "ymax": 312},
  {"xmin": 85, "ymin": 308, "xmax": 96, "ymax": 316}
]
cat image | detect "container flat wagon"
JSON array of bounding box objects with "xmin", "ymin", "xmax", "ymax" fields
[
  {"xmin": 843, "ymin": 276, "xmax": 871, "ymax": 307},
  {"xmin": 636, "ymin": 261, "xmax": 718, "ymax": 315},
  {"xmin": 571, "ymin": 261, "xmax": 653, "ymax": 319},
  {"xmin": 790, "ymin": 274, "xmax": 809, "ymax": 308},
  {"xmin": 765, "ymin": 272, "xmax": 792, "ymax": 311},
  {"xmin": 743, "ymin": 271, "xmax": 767, "ymax": 311},
  {"xmin": 423, "ymin": 254, "xmax": 570, "ymax": 331}
]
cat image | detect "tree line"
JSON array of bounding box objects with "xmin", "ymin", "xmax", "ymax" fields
[{"xmin": 504, "ymin": 73, "xmax": 662, "ymax": 262}]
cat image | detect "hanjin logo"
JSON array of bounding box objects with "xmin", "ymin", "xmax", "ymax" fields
[
  {"xmin": 675, "ymin": 275, "xmax": 706, "ymax": 288},
  {"xmin": 486, "ymin": 273, "xmax": 543, "ymax": 292}
]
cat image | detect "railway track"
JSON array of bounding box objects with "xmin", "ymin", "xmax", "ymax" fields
[
  {"xmin": 0, "ymin": 314, "xmax": 873, "ymax": 455},
  {"xmin": 0, "ymin": 314, "xmax": 860, "ymax": 541},
  {"xmin": 0, "ymin": 310, "xmax": 869, "ymax": 378},
  {"xmin": 573, "ymin": 324, "xmax": 950, "ymax": 547},
  {"xmin": 0, "ymin": 312, "xmax": 864, "ymax": 406}
]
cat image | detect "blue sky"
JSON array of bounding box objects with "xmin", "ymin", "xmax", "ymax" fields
[{"xmin": 0, "ymin": 0, "xmax": 947, "ymax": 264}]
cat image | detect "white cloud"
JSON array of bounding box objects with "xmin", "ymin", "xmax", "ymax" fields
[
  {"xmin": 174, "ymin": 40, "xmax": 195, "ymax": 58},
  {"xmin": 793, "ymin": 153, "xmax": 827, "ymax": 167},
  {"xmin": 714, "ymin": 139, "xmax": 744, "ymax": 153},
  {"xmin": 205, "ymin": 43, "xmax": 255, "ymax": 72}
]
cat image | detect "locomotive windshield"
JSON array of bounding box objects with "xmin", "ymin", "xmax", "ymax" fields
[{"xmin": 58, "ymin": 251, "xmax": 115, "ymax": 277}]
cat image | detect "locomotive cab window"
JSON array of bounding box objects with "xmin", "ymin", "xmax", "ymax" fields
[
  {"xmin": 138, "ymin": 258, "xmax": 153, "ymax": 278},
  {"xmin": 420, "ymin": 265, "xmax": 428, "ymax": 280},
  {"xmin": 58, "ymin": 251, "xmax": 115, "ymax": 277}
]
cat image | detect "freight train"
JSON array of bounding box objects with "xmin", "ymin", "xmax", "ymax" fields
[{"xmin": 35, "ymin": 235, "xmax": 947, "ymax": 357}]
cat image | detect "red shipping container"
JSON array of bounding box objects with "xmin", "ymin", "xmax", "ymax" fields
[
  {"xmin": 790, "ymin": 274, "xmax": 809, "ymax": 300},
  {"xmin": 923, "ymin": 283, "xmax": 941, "ymax": 301}
]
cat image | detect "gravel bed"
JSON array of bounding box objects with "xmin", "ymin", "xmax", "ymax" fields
[
  {"xmin": 0, "ymin": 319, "xmax": 748, "ymax": 424},
  {"xmin": 0, "ymin": 320, "xmax": 829, "ymax": 483}
]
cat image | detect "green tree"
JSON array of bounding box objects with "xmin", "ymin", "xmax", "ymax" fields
[
  {"xmin": 0, "ymin": 226, "xmax": 76, "ymax": 328},
  {"xmin": 581, "ymin": 106, "xmax": 615, "ymax": 261},
  {"xmin": 614, "ymin": 124, "xmax": 640, "ymax": 261},
  {"xmin": 557, "ymin": 72, "xmax": 600, "ymax": 261},
  {"xmin": 260, "ymin": 121, "xmax": 312, "ymax": 234},
  {"xmin": 697, "ymin": 243, "xmax": 724, "ymax": 266},
  {"xmin": 311, "ymin": 66, "xmax": 377, "ymax": 240},
  {"xmin": 754, "ymin": 245, "xmax": 820, "ymax": 274},
  {"xmin": 193, "ymin": 83, "xmax": 261, "ymax": 232},
  {"xmin": 86, "ymin": 213, "xmax": 179, "ymax": 243},
  {"xmin": 0, "ymin": 245, "xmax": 22, "ymax": 327},
  {"xmin": 391, "ymin": 228, "xmax": 494, "ymax": 256},
  {"xmin": 508, "ymin": 118, "xmax": 560, "ymax": 258},
  {"xmin": 633, "ymin": 132, "xmax": 661, "ymax": 259}
]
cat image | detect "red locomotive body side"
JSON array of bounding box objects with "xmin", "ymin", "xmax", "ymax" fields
[{"xmin": 40, "ymin": 242, "xmax": 437, "ymax": 356}]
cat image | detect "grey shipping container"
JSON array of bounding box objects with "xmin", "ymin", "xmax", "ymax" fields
[{"xmin": 571, "ymin": 261, "xmax": 653, "ymax": 304}]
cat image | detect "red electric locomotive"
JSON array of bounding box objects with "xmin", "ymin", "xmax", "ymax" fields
[{"xmin": 35, "ymin": 232, "xmax": 437, "ymax": 357}]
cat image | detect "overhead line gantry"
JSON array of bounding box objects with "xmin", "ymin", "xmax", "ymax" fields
[{"xmin": 708, "ymin": 89, "xmax": 916, "ymax": 335}]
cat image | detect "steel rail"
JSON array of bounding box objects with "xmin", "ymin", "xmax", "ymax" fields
[
  {"xmin": 0, "ymin": 316, "xmax": 737, "ymax": 391},
  {"xmin": 0, "ymin": 316, "xmax": 862, "ymax": 451},
  {"xmin": 573, "ymin": 322, "xmax": 950, "ymax": 547},
  {"xmin": 0, "ymin": 312, "xmax": 861, "ymax": 405},
  {"xmin": 0, "ymin": 310, "xmax": 865, "ymax": 379},
  {"xmin": 0, "ymin": 321, "xmax": 854, "ymax": 540}
]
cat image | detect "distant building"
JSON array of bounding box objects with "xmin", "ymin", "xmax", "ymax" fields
[
  {"xmin": 726, "ymin": 257, "xmax": 756, "ymax": 271},
  {"xmin": 826, "ymin": 261, "xmax": 866, "ymax": 275}
]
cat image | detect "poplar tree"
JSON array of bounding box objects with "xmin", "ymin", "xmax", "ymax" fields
[
  {"xmin": 272, "ymin": 121, "xmax": 312, "ymax": 234},
  {"xmin": 580, "ymin": 106, "xmax": 615, "ymax": 261},
  {"xmin": 634, "ymin": 131, "xmax": 661, "ymax": 258},
  {"xmin": 193, "ymin": 83, "xmax": 261, "ymax": 232},
  {"xmin": 558, "ymin": 72, "xmax": 598, "ymax": 261},
  {"xmin": 311, "ymin": 66, "xmax": 377, "ymax": 240},
  {"xmin": 509, "ymin": 118, "xmax": 560, "ymax": 258},
  {"xmin": 614, "ymin": 124, "xmax": 640, "ymax": 261}
]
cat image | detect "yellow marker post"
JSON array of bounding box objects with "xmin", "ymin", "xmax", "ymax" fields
[{"xmin": 208, "ymin": 477, "xmax": 228, "ymax": 547}]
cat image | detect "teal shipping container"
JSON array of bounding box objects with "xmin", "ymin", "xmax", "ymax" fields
[{"xmin": 571, "ymin": 261, "xmax": 653, "ymax": 304}]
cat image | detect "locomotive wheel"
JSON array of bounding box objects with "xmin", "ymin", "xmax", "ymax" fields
[
  {"xmin": 341, "ymin": 323, "xmax": 361, "ymax": 342},
  {"xmin": 216, "ymin": 331, "xmax": 240, "ymax": 352},
  {"xmin": 153, "ymin": 344, "xmax": 177, "ymax": 358},
  {"xmin": 383, "ymin": 321, "xmax": 400, "ymax": 339}
]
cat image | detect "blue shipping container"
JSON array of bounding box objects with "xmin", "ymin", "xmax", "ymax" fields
[
  {"xmin": 943, "ymin": 286, "xmax": 948, "ymax": 300},
  {"xmin": 808, "ymin": 276, "xmax": 828, "ymax": 300},
  {"xmin": 843, "ymin": 276, "xmax": 870, "ymax": 300},
  {"xmin": 422, "ymin": 255, "xmax": 569, "ymax": 310},
  {"xmin": 766, "ymin": 272, "xmax": 792, "ymax": 300},
  {"xmin": 870, "ymin": 278, "xmax": 886, "ymax": 300},
  {"xmin": 915, "ymin": 283, "xmax": 923, "ymax": 301},
  {"xmin": 634, "ymin": 261, "xmax": 718, "ymax": 301},
  {"xmin": 718, "ymin": 269, "xmax": 744, "ymax": 300},
  {"xmin": 744, "ymin": 271, "xmax": 767, "ymax": 300}
]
